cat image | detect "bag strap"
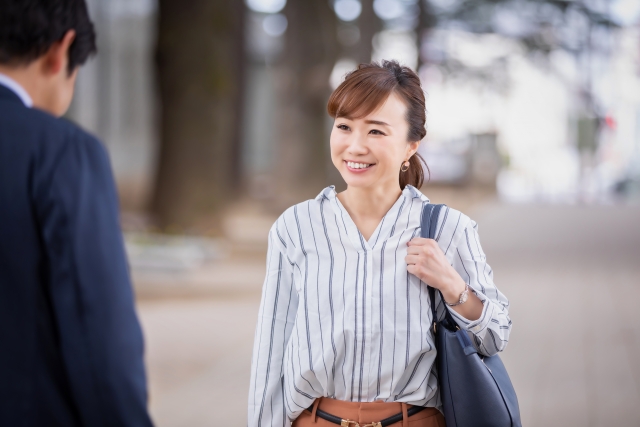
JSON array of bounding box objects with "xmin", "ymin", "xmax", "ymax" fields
[
  {"xmin": 420, "ymin": 203, "xmax": 444, "ymax": 241},
  {"xmin": 420, "ymin": 203, "xmax": 446, "ymax": 327}
]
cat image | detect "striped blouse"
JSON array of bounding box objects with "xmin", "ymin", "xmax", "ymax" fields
[{"xmin": 248, "ymin": 185, "xmax": 512, "ymax": 426}]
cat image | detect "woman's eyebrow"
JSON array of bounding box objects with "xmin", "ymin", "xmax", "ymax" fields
[{"xmin": 364, "ymin": 119, "xmax": 391, "ymax": 127}]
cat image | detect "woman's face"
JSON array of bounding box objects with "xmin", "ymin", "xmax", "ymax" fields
[{"xmin": 330, "ymin": 92, "xmax": 419, "ymax": 191}]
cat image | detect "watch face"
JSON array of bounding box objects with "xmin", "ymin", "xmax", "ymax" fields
[{"xmin": 460, "ymin": 291, "xmax": 469, "ymax": 304}]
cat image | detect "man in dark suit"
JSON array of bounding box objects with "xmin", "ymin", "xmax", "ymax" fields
[{"xmin": 0, "ymin": 1, "xmax": 154, "ymax": 426}]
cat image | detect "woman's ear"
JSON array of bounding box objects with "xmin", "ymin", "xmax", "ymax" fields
[{"xmin": 407, "ymin": 141, "xmax": 420, "ymax": 158}]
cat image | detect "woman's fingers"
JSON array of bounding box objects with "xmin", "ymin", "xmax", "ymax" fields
[
  {"xmin": 406, "ymin": 246, "xmax": 424, "ymax": 256},
  {"xmin": 407, "ymin": 245, "xmax": 437, "ymax": 258},
  {"xmin": 407, "ymin": 237, "xmax": 430, "ymax": 246},
  {"xmin": 406, "ymin": 264, "xmax": 419, "ymax": 276},
  {"xmin": 405, "ymin": 254, "xmax": 421, "ymax": 265},
  {"xmin": 408, "ymin": 238, "xmax": 440, "ymax": 254},
  {"xmin": 406, "ymin": 238, "xmax": 449, "ymax": 285}
]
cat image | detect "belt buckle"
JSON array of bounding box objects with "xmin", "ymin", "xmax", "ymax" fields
[{"xmin": 341, "ymin": 418, "xmax": 382, "ymax": 427}]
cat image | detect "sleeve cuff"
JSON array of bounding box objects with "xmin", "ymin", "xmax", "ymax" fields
[{"xmin": 446, "ymin": 288, "xmax": 493, "ymax": 335}]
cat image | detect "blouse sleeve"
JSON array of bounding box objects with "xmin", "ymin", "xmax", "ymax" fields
[
  {"xmin": 437, "ymin": 219, "xmax": 512, "ymax": 357},
  {"xmin": 248, "ymin": 220, "xmax": 299, "ymax": 427}
]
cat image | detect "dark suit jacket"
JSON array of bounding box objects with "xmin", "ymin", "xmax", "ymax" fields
[{"xmin": 0, "ymin": 84, "xmax": 154, "ymax": 427}]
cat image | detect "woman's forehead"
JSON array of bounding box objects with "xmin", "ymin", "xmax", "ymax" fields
[{"xmin": 339, "ymin": 92, "xmax": 407, "ymax": 123}]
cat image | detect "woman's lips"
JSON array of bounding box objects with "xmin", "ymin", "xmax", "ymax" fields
[{"xmin": 344, "ymin": 160, "xmax": 375, "ymax": 173}]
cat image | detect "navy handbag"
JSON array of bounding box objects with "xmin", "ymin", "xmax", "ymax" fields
[{"xmin": 421, "ymin": 204, "xmax": 521, "ymax": 427}]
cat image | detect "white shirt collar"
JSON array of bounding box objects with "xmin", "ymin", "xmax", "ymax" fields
[
  {"xmin": 0, "ymin": 73, "xmax": 33, "ymax": 107},
  {"xmin": 315, "ymin": 184, "xmax": 430, "ymax": 203}
]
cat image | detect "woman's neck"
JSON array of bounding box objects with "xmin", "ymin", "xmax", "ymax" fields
[{"xmin": 337, "ymin": 183, "xmax": 403, "ymax": 241}]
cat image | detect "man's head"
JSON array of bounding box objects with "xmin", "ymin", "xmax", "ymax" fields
[{"xmin": 0, "ymin": 0, "xmax": 97, "ymax": 116}]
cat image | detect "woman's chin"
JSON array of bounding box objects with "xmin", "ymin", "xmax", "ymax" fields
[{"xmin": 341, "ymin": 175, "xmax": 378, "ymax": 189}]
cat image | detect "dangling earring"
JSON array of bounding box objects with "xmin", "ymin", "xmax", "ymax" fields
[{"xmin": 400, "ymin": 160, "xmax": 410, "ymax": 173}]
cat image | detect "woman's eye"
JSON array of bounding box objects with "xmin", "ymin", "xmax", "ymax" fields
[
  {"xmin": 369, "ymin": 129, "xmax": 385, "ymax": 135},
  {"xmin": 337, "ymin": 124, "xmax": 350, "ymax": 131}
]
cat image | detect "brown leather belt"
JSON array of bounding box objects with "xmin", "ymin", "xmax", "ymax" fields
[{"xmin": 306, "ymin": 403, "xmax": 427, "ymax": 427}]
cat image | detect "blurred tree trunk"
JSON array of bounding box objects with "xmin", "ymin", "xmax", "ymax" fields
[
  {"xmin": 273, "ymin": 0, "xmax": 340, "ymax": 207},
  {"xmin": 416, "ymin": 0, "xmax": 438, "ymax": 70},
  {"xmin": 152, "ymin": 0, "xmax": 245, "ymax": 233},
  {"xmin": 354, "ymin": 0, "xmax": 381, "ymax": 64}
]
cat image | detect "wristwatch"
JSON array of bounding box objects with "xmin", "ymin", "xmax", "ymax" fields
[{"xmin": 445, "ymin": 283, "xmax": 470, "ymax": 307}]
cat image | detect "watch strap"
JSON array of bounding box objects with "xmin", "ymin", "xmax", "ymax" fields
[{"xmin": 444, "ymin": 283, "xmax": 469, "ymax": 307}]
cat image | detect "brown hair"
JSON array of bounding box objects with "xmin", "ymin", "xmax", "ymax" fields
[{"xmin": 327, "ymin": 60, "xmax": 428, "ymax": 189}]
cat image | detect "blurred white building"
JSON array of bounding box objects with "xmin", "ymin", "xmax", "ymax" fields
[{"xmin": 415, "ymin": 26, "xmax": 640, "ymax": 203}]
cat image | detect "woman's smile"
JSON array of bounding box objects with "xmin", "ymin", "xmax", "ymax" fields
[{"xmin": 344, "ymin": 160, "xmax": 375, "ymax": 173}]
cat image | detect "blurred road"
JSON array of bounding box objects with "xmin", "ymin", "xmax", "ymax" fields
[{"xmin": 137, "ymin": 202, "xmax": 640, "ymax": 427}]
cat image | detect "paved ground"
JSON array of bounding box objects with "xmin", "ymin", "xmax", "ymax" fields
[{"xmin": 136, "ymin": 202, "xmax": 640, "ymax": 427}]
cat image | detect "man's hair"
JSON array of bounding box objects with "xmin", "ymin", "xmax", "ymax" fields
[{"xmin": 0, "ymin": 0, "xmax": 97, "ymax": 72}]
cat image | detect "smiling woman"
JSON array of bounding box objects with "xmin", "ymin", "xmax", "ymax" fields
[
  {"xmin": 327, "ymin": 61, "xmax": 427, "ymax": 192},
  {"xmin": 248, "ymin": 61, "xmax": 512, "ymax": 427}
]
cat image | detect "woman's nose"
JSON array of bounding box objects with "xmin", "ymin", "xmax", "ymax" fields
[{"xmin": 346, "ymin": 134, "xmax": 368, "ymax": 154}]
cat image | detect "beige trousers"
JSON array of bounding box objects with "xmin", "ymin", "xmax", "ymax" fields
[{"xmin": 292, "ymin": 397, "xmax": 446, "ymax": 427}]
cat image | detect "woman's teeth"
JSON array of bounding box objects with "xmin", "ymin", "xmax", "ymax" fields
[{"xmin": 347, "ymin": 161, "xmax": 372, "ymax": 169}]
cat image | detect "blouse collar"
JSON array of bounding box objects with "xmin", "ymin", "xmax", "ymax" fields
[
  {"xmin": 315, "ymin": 185, "xmax": 429, "ymax": 203},
  {"xmin": 316, "ymin": 185, "xmax": 430, "ymax": 251}
]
